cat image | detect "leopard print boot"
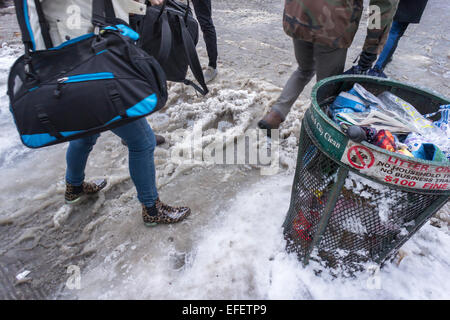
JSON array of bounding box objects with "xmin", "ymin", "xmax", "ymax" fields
[
  {"xmin": 65, "ymin": 179, "xmax": 107, "ymax": 204},
  {"xmin": 142, "ymin": 199, "xmax": 191, "ymax": 227}
]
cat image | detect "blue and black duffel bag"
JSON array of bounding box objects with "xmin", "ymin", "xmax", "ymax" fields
[{"xmin": 7, "ymin": 0, "xmax": 168, "ymax": 149}]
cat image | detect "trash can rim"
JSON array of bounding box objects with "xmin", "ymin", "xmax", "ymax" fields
[{"xmin": 310, "ymin": 75, "xmax": 450, "ymax": 167}]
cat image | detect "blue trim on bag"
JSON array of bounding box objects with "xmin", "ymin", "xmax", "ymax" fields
[
  {"xmin": 104, "ymin": 94, "xmax": 158, "ymax": 122},
  {"xmin": 126, "ymin": 94, "xmax": 158, "ymax": 117},
  {"xmin": 63, "ymin": 73, "xmax": 115, "ymax": 83},
  {"xmin": 21, "ymin": 94, "xmax": 158, "ymax": 148},
  {"xmin": 22, "ymin": 130, "xmax": 83, "ymax": 148},
  {"xmin": 104, "ymin": 25, "xmax": 140, "ymax": 41},
  {"xmin": 49, "ymin": 33, "xmax": 95, "ymax": 51},
  {"xmin": 105, "ymin": 116, "xmax": 121, "ymax": 125},
  {"xmin": 23, "ymin": 0, "xmax": 36, "ymax": 50},
  {"xmin": 96, "ymin": 49, "xmax": 108, "ymax": 55}
]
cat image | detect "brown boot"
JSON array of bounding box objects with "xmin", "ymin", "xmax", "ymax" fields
[
  {"xmin": 258, "ymin": 110, "xmax": 284, "ymax": 135},
  {"xmin": 65, "ymin": 179, "xmax": 107, "ymax": 204},
  {"xmin": 121, "ymin": 135, "xmax": 166, "ymax": 147},
  {"xmin": 142, "ymin": 199, "xmax": 191, "ymax": 227}
]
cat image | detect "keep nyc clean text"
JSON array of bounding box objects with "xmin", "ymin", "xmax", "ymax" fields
[{"xmin": 182, "ymin": 304, "xmax": 267, "ymax": 317}]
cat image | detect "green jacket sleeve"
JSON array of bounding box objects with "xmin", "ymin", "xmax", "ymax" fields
[{"xmin": 363, "ymin": 0, "xmax": 399, "ymax": 54}]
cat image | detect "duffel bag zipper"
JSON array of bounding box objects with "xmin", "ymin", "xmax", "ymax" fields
[{"xmin": 54, "ymin": 73, "xmax": 115, "ymax": 98}]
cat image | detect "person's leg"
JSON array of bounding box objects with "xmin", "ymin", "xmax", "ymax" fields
[
  {"xmin": 270, "ymin": 39, "xmax": 316, "ymax": 121},
  {"xmin": 66, "ymin": 134, "xmax": 101, "ymax": 186},
  {"xmin": 314, "ymin": 43, "xmax": 348, "ymax": 82},
  {"xmin": 112, "ymin": 118, "xmax": 191, "ymax": 226},
  {"xmin": 111, "ymin": 118, "xmax": 158, "ymax": 208},
  {"xmin": 192, "ymin": 0, "xmax": 218, "ymax": 69},
  {"xmin": 313, "ymin": 44, "xmax": 348, "ymax": 100},
  {"xmin": 65, "ymin": 133, "xmax": 107, "ymax": 203},
  {"xmin": 374, "ymin": 21, "xmax": 410, "ymax": 70}
]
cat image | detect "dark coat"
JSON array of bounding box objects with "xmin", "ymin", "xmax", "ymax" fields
[{"xmin": 394, "ymin": 0, "xmax": 428, "ymax": 23}]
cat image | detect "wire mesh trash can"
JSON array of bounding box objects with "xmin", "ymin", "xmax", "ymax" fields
[{"xmin": 283, "ymin": 75, "xmax": 450, "ymax": 271}]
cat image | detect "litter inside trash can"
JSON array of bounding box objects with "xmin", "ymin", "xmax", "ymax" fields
[{"xmin": 283, "ymin": 75, "xmax": 449, "ymax": 272}]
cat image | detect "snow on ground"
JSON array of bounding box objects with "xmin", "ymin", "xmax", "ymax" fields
[
  {"xmin": 0, "ymin": 0, "xmax": 448, "ymax": 300},
  {"xmin": 72, "ymin": 173, "xmax": 450, "ymax": 300}
]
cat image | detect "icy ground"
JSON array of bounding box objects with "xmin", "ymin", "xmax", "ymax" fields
[{"xmin": 0, "ymin": 0, "xmax": 449, "ymax": 299}]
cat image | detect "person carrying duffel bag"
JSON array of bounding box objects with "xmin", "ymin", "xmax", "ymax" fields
[
  {"xmin": 8, "ymin": 0, "xmax": 191, "ymax": 226},
  {"xmin": 9, "ymin": 0, "xmax": 168, "ymax": 148},
  {"xmin": 136, "ymin": 0, "xmax": 209, "ymax": 95}
]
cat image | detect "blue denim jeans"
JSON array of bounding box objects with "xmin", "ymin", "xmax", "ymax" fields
[
  {"xmin": 374, "ymin": 21, "xmax": 409, "ymax": 70},
  {"xmin": 65, "ymin": 118, "xmax": 158, "ymax": 207}
]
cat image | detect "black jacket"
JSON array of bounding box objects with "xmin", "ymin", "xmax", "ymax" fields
[{"xmin": 394, "ymin": 0, "xmax": 428, "ymax": 24}]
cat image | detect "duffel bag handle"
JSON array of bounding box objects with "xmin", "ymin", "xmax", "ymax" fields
[
  {"xmin": 154, "ymin": 10, "xmax": 172, "ymax": 65},
  {"xmin": 92, "ymin": 0, "xmax": 125, "ymax": 27},
  {"xmin": 177, "ymin": 15, "xmax": 208, "ymax": 95},
  {"xmin": 183, "ymin": 0, "xmax": 191, "ymax": 22},
  {"xmin": 154, "ymin": 0, "xmax": 191, "ymax": 22},
  {"xmin": 92, "ymin": 0, "xmax": 108, "ymax": 27},
  {"xmin": 152, "ymin": 0, "xmax": 191, "ymax": 65},
  {"xmin": 155, "ymin": 1, "xmax": 168, "ymax": 20}
]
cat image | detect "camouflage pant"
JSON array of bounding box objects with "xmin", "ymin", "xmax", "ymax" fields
[{"xmin": 272, "ymin": 39, "xmax": 347, "ymax": 120}]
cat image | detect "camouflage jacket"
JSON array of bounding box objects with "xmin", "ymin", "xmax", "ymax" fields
[{"xmin": 283, "ymin": 0, "xmax": 399, "ymax": 54}]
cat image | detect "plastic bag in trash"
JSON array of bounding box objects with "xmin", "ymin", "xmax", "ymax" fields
[
  {"xmin": 330, "ymin": 90, "xmax": 369, "ymax": 122},
  {"xmin": 404, "ymin": 132, "xmax": 448, "ymax": 162},
  {"xmin": 330, "ymin": 84, "xmax": 384, "ymax": 120},
  {"xmin": 377, "ymin": 92, "xmax": 437, "ymax": 135},
  {"xmin": 424, "ymin": 105, "xmax": 450, "ymax": 134},
  {"xmin": 331, "ymin": 84, "xmax": 413, "ymax": 133},
  {"xmin": 336, "ymin": 109, "xmax": 413, "ymax": 134}
]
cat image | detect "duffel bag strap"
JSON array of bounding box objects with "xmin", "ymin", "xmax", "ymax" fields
[
  {"xmin": 92, "ymin": 0, "xmax": 122, "ymax": 27},
  {"xmin": 152, "ymin": 0, "xmax": 191, "ymax": 22},
  {"xmin": 107, "ymin": 83, "xmax": 128, "ymax": 119},
  {"xmin": 104, "ymin": 0, "xmax": 116, "ymax": 18},
  {"xmin": 92, "ymin": 0, "xmax": 109, "ymax": 27},
  {"xmin": 33, "ymin": 0, "xmax": 53, "ymax": 49},
  {"xmin": 35, "ymin": 105, "xmax": 63, "ymax": 139},
  {"xmin": 13, "ymin": 0, "xmax": 53, "ymax": 50},
  {"xmin": 14, "ymin": 0, "xmax": 33, "ymax": 48},
  {"xmin": 147, "ymin": 1, "xmax": 172, "ymax": 65},
  {"xmin": 184, "ymin": 0, "xmax": 191, "ymax": 22},
  {"xmin": 157, "ymin": 10, "xmax": 172, "ymax": 65},
  {"xmin": 13, "ymin": 0, "xmax": 50, "ymax": 85},
  {"xmin": 177, "ymin": 15, "xmax": 209, "ymax": 96},
  {"xmin": 165, "ymin": 0, "xmax": 191, "ymax": 21}
]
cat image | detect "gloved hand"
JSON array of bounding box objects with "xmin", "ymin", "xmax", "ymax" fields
[{"xmin": 344, "ymin": 51, "xmax": 377, "ymax": 75}]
